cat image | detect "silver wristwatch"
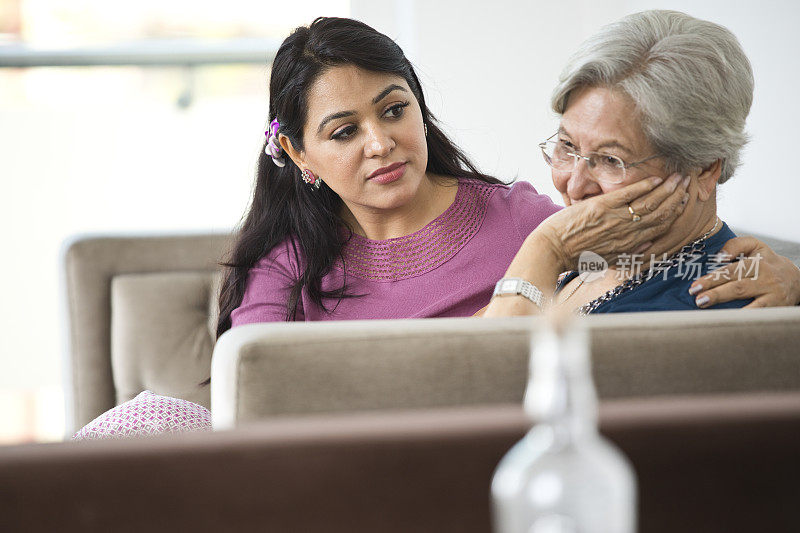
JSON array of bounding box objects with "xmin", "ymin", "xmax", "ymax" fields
[{"xmin": 493, "ymin": 278, "xmax": 545, "ymax": 310}]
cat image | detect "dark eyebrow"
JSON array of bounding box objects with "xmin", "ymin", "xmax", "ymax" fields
[
  {"xmin": 318, "ymin": 110, "xmax": 356, "ymax": 135},
  {"xmin": 316, "ymin": 84, "xmax": 408, "ymax": 135},
  {"xmin": 372, "ymin": 84, "xmax": 407, "ymax": 104}
]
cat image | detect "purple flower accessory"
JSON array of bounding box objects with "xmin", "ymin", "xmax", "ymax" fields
[{"xmin": 265, "ymin": 118, "xmax": 286, "ymax": 167}]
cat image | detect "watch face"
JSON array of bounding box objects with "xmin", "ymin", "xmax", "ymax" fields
[{"xmin": 500, "ymin": 279, "xmax": 519, "ymax": 292}]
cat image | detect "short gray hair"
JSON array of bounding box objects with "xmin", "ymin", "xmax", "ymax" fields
[{"xmin": 551, "ymin": 10, "xmax": 753, "ymax": 184}]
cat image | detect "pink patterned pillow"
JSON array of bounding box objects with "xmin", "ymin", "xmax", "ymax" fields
[{"xmin": 72, "ymin": 390, "xmax": 212, "ymax": 441}]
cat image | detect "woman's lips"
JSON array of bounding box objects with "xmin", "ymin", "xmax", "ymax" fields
[{"xmin": 368, "ymin": 162, "xmax": 406, "ymax": 184}]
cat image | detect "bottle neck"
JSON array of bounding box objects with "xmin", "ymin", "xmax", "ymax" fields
[{"xmin": 523, "ymin": 326, "xmax": 599, "ymax": 443}]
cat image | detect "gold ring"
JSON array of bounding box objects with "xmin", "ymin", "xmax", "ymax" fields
[{"xmin": 628, "ymin": 205, "xmax": 641, "ymax": 222}]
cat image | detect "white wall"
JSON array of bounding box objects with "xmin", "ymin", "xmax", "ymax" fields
[
  {"xmin": 352, "ymin": 0, "xmax": 800, "ymax": 241},
  {"xmin": 1, "ymin": 88, "xmax": 264, "ymax": 390}
]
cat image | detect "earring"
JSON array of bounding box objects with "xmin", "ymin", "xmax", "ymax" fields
[
  {"xmin": 301, "ymin": 168, "xmax": 322, "ymax": 189},
  {"xmin": 424, "ymin": 122, "xmax": 428, "ymax": 137}
]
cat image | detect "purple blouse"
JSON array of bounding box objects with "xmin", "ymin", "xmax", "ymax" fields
[{"xmin": 231, "ymin": 178, "xmax": 561, "ymax": 324}]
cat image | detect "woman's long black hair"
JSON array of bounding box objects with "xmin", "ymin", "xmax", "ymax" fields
[{"xmin": 216, "ymin": 17, "xmax": 500, "ymax": 339}]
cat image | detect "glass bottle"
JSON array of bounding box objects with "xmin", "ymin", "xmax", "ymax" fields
[{"xmin": 491, "ymin": 321, "xmax": 637, "ymax": 533}]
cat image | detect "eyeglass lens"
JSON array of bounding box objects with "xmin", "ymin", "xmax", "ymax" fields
[{"xmin": 542, "ymin": 140, "xmax": 625, "ymax": 184}]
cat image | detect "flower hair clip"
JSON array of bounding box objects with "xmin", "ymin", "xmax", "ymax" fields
[{"xmin": 265, "ymin": 118, "xmax": 286, "ymax": 167}]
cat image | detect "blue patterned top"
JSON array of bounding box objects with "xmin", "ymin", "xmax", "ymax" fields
[{"xmin": 556, "ymin": 222, "xmax": 752, "ymax": 313}]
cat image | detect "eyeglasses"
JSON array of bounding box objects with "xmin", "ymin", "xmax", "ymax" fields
[{"xmin": 538, "ymin": 133, "xmax": 660, "ymax": 185}]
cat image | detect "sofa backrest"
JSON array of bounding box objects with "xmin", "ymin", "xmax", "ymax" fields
[
  {"xmin": 211, "ymin": 307, "xmax": 800, "ymax": 428},
  {"xmin": 62, "ymin": 233, "xmax": 231, "ymax": 434}
]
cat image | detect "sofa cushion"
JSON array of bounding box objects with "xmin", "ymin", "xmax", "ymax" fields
[
  {"xmin": 72, "ymin": 390, "xmax": 211, "ymax": 440},
  {"xmin": 111, "ymin": 271, "xmax": 217, "ymax": 408}
]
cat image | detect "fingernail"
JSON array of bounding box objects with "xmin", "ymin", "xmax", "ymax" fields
[
  {"xmin": 696, "ymin": 295, "xmax": 710, "ymax": 307},
  {"xmin": 682, "ymin": 176, "xmax": 691, "ymax": 189},
  {"xmin": 651, "ymin": 176, "xmax": 664, "ymax": 186},
  {"xmin": 635, "ymin": 241, "xmax": 652, "ymax": 254},
  {"xmin": 668, "ymin": 174, "xmax": 682, "ymax": 191},
  {"xmin": 688, "ymin": 284, "xmax": 703, "ymax": 295}
]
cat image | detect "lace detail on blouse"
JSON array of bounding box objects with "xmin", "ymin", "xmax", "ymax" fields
[{"xmin": 338, "ymin": 179, "xmax": 497, "ymax": 281}]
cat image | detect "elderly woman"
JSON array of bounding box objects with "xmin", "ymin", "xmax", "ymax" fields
[{"xmin": 485, "ymin": 10, "xmax": 799, "ymax": 316}]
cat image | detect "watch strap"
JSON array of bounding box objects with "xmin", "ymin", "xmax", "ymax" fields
[{"xmin": 493, "ymin": 278, "xmax": 545, "ymax": 310}]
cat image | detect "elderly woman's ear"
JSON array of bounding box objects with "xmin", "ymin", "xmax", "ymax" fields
[{"xmin": 694, "ymin": 159, "xmax": 723, "ymax": 202}]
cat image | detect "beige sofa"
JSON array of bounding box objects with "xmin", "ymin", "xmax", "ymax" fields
[
  {"xmin": 39, "ymin": 231, "xmax": 800, "ymax": 532},
  {"xmin": 62, "ymin": 231, "xmax": 800, "ymax": 434}
]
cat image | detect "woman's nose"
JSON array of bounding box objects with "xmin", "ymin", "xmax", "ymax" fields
[
  {"xmin": 363, "ymin": 124, "xmax": 395, "ymax": 158},
  {"xmin": 566, "ymin": 159, "xmax": 603, "ymax": 201}
]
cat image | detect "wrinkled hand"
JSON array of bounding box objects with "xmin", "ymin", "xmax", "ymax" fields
[
  {"xmin": 689, "ymin": 237, "xmax": 800, "ymax": 308},
  {"xmin": 536, "ymin": 173, "xmax": 690, "ymax": 271}
]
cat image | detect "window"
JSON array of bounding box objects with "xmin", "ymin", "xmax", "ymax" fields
[{"xmin": 0, "ymin": 0, "xmax": 349, "ymax": 444}]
